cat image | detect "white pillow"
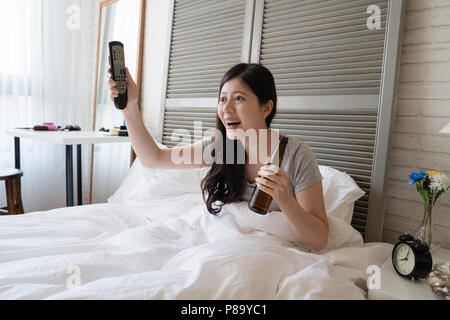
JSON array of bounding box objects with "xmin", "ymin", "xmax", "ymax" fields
[
  {"xmin": 107, "ymin": 157, "xmax": 148, "ymax": 203},
  {"xmin": 110, "ymin": 156, "xmax": 365, "ymax": 224},
  {"xmin": 124, "ymin": 164, "xmax": 206, "ymax": 201},
  {"xmin": 108, "ymin": 152, "xmax": 366, "ymax": 250},
  {"xmin": 108, "ymin": 141, "xmax": 169, "ymax": 203},
  {"xmin": 319, "ymin": 165, "xmax": 365, "ymax": 224},
  {"xmin": 108, "ymin": 141, "xmax": 207, "ymax": 203}
]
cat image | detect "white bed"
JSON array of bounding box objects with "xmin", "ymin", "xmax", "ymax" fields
[{"xmin": 0, "ymin": 155, "xmax": 393, "ymax": 300}]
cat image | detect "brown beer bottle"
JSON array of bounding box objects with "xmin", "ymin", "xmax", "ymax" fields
[{"xmin": 248, "ymin": 135, "xmax": 289, "ymax": 215}]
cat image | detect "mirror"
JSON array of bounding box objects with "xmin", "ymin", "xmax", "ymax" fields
[{"xmin": 89, "ymin": 0, "xmax": 145, "ymax": 204}]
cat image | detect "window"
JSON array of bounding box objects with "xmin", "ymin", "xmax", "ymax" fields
[{"xmin": 0, "ymin": 0, "xmax": 32, "ymax": 96}]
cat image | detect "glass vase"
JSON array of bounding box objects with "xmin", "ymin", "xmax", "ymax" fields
[
  {"xmin": 410, "ymin": 205, "xmax": 440, "ymax": 253},
  {"xmin": 419, "ymin": 206, "xmax": 433, "ymax": 246}
]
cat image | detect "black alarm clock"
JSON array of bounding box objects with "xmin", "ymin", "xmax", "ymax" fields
[{"xmin": 392, "ymin": 234, "xmax": 433, "ymax": 280}]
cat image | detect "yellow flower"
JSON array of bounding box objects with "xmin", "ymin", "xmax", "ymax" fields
[{"xmin": 427, "ymin": 170, "xmax": 444, "ymax": 176}]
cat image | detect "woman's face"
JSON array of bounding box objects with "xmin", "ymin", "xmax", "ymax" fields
[{"xmin": 217, "ymin": 77, "xmax": 272, "ymax": 140}]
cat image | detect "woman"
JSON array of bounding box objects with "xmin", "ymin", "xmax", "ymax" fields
[{"xmin": 108, "ymin": 63, "xmax": 329, "ymax": 251}]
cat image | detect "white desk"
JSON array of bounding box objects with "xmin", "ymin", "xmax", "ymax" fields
[
  {"xmin": 368, "ymin": 248, "xmax": 450, "ymax": 300},
  {"xmin": 6, "ymin": 129, "xmax": 130, "ymax": 207}
]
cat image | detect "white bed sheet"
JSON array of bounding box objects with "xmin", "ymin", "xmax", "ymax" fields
[{"xmin": 0, "ymin": 196, "xmax": 393, "ymax": 300}]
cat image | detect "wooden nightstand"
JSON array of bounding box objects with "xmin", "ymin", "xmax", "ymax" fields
[{"xmin": 368, "ymin": 247, "xmax": 450, "ymax": 300}]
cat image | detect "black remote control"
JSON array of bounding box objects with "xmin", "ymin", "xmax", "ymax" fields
[{"xmin": 108, "ymin": 41, "xmax": 128, "ymax": 110}]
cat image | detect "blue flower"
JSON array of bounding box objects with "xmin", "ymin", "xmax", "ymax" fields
[{"xmin": 408, "ymin": 171, "xmax": 426, "ymax": 185}]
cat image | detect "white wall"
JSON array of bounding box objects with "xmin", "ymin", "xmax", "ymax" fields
[
  {"xmin": 383, "ymin": 0, "xmax": 450, "ymax": 249},
  {"xmin": 139, "ymin": 0, "xmax": 171, "ymax": 141}
]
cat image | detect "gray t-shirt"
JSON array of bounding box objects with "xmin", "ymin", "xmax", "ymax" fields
[{"xmin": 202, "ymin": 134, "xmax": 323, "ymax": 212}]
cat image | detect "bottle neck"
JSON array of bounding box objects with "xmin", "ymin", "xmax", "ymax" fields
[{"xmin": 269, "ymin": 135, "xmax": 288, "ymax": 166}]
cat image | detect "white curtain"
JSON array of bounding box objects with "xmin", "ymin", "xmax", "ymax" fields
[{"xmin": 0, "ymin": 0, "xmax": 97, "ymax": 212}]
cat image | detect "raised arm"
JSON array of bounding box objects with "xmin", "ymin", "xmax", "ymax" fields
[{"xmin": 108, "ymin": 68, "xmax": 208, "ymax": 170}]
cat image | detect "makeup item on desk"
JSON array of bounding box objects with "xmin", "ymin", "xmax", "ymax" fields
[
  {"xmin": 109, "ymin": 127, "xmax": 119, "ymax": 136},
  {"xmin": 43, "ymin": 123, "xmax": 58, "ymax": 130},
  {"xmin": 31, "ymin": 122, "xmax": 58, "ymax": 131},
  {"xmin": 98, "ymin": 126, "xmax": 127, "ymax": 136},
  {"xmin": 99, "ymin": 128, "xmax": 113, "ymax": 136},
  {"xmin": 33, "ymin": 125, "xmax": 49, "ymax": 131},
  {"xmin": 63, "ymin": 124, "xmax": 81, "ymax": 131},
  {"xmin": 119, "ymin": 125, "xmax": 128, "ymax": 136}
]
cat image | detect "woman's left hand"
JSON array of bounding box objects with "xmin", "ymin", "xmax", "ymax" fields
[{"xmin": 255, "ymin": 164, "xmax": 291, "ymax": 205}]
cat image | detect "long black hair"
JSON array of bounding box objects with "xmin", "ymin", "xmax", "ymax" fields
[{"xmin": 200, "ymin": 63, "xmax": 277, "ymax": 214}]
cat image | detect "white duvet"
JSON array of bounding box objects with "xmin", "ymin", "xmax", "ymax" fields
[{"xmin": 0, "ymin": 194, "xmax": 393, "ymax": 300}]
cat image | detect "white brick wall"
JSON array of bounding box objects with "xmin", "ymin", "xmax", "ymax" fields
[{"xmin": 383, "ymin": 0, "xmax": 450, "ymax": 249}]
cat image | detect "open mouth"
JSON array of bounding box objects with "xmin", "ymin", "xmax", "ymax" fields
[{"xmin": 225, "ymin": 120, "xmax": 241, "ymax": 128}]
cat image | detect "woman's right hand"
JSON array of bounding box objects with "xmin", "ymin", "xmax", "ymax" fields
[{"xmin": 107, "ymin": 67, "xmax": 139, "ymax": 112}]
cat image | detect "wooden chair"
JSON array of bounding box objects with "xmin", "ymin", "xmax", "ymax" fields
[{"xmin": 0, "ymin": 168, "xmax": 24, "ymax": 215}]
